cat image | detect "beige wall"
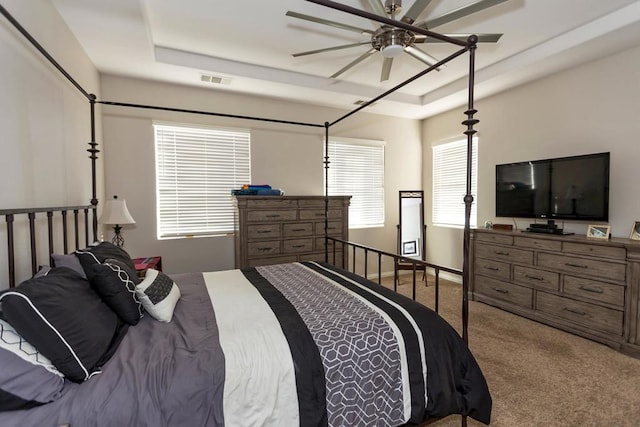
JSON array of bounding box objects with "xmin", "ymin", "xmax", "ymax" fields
[
  {"xmin": 100, "ymin": 75, "xmax": 422, "ymax": 274},
  {"xmin": 0, "ymin": 0, "xmax": 102, "ymax": 288},
  {"xmin": 423, "ymin": 45, "xmax": 640, "ymax": 271}
]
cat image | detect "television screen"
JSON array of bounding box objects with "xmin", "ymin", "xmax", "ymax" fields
[{"xmin": 496, "ymin": 152, "xmax": 609, "ymax": 221}]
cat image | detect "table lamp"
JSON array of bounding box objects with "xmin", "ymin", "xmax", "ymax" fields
[{"xmin": 99, "ymin": 195, "xmax": 136, "ymax": 247}]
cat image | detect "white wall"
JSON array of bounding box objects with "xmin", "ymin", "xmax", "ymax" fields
[
  {"xmin": 423, "ymin": 45, "xmax": 640, "ymax": 270},
  {"xmin": 100, "ymin": 75, "xmax": 422, "ymax": 274},
  {"xmin": 0, "ymin": 0, "xmax": 102, "ymax": 288}
]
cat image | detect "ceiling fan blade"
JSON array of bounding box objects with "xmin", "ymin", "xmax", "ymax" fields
[
  {"xmin": 404, "ymin": 46, "xmax": 441, "ymax": 70},
  {"xmin": 286, "ymin": 11, "xmax": 374, "ymax": 35},
  {"xmin": 331, "ymin": 48, "xmax": 376, "ymax": 79},
  {"xmin": 380, "ymin": 57, "xmax": 393, "ymax": 81},
  {"xmin": 401, "ymin": 0, "xmax": 434, "ymax": 24},
  {"xmin": 365, "ymin": 0, "xmax": 387, "ymax": 17},
  {"xmin": 421, "ymin": 0, "xmax": 509, "ymax": 29},
  {"xmin": 292, "ymin": 42, "xmax": 372, "ymax": 57},
  {"xmin": 414, "ymin": 33, "xmax": 503, "ymax": 43}
]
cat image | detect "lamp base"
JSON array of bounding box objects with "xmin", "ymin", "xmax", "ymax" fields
[{"xmin": 112, "ymin": 224, "xmax": 124, "ymax": 248}]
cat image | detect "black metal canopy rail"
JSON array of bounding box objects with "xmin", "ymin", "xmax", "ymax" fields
[{"xmin": 0, "ymin": 0, "xmax": 477, "ymax": 354}]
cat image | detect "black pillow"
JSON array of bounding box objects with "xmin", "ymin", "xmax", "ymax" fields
[
  {"xmin": 89, "ymin": 259, "xmax": 144, "ymax": 325},
  {"xmin": 75, "ymin": 242, "xmax": 138, "ymax": 283},
  {"xmin": 0, "ymin": 267, "xmax": 127, "ymax": 383}
]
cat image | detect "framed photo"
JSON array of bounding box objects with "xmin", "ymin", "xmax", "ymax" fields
[
  {"xmin": 630, "ymin": 222, "xmax": 640, "ymax": 240},
  {"xmin": 402, "ymin": 240, "xmax": 417, "ymax": 256},
  {"xmin": 587, "ymin": 224, "xmax": 610, "ymax": 240}
]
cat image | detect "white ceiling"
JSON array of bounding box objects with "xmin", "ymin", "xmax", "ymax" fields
[{"xmin": 50, "ymin": 0, "xmax": 640, "ymax": 119}]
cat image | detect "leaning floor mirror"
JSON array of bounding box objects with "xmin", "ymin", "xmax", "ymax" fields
[{"xmin": 396, "ymin": 190, "xmax": 427, "ymax": 285}]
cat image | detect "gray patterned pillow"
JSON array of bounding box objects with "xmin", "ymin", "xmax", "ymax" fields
[
  {"xmin": 135, "ymin": 269, "xmax": 180, "ymax": 322},
  {"xmin": 0, "ymin": 319, "xmax": 64, "ymax": 411}
]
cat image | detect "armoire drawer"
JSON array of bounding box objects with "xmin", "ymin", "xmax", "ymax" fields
[
  {"xmin": 247, "ymin": 210, "xmax": 297, "ymax": 222},
  {"xmin": 283, "ymin": 222, "xmax": 313, "ymax": 237},
  {"xmin": 247, "ymin": 240, "xmax": 281, "ymax": 257},
  {"xmin": 283, "ymin": 238, "xmax": 314, "ymax": 254},
  {"xmin": 247, "ymin": 224, "xmax": 281, "ymax": 240}
]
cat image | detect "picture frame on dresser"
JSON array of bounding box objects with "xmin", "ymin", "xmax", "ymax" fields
[
  {"xmin": 629, "ymin": 221, "xmax": 640, "ymax": 240},
  {"xmin": 587, "ymin": 224, "xmax": 610, "ymax": 240}
]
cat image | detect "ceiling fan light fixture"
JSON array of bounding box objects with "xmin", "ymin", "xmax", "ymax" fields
[{"xmin": 381, "ymin": 44, "xmax": 404, "ymax": 58}]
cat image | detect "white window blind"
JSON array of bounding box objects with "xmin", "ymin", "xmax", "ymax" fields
[
  {"xmin": 327, "ymin": 138, "xmax": 385, "ymax": 228},
  {"xmin": 154, "ymin": 124, "xmax": 250, "ymax": 238},
  {"xmin": 432, "ymin": 138, "xmax": 478, "ymax": 228}
]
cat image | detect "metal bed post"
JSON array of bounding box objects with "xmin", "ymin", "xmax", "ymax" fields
[{"xmin": 324, "ymin": 122, "xmax": 330, "ymax": 264}]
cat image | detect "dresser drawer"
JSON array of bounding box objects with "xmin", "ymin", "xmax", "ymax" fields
[
  {"xmin": 536, "ymin": 292, "xmax": 623, "ymax": 336},
  {"xmin": 247, "ymin": 240, "xmax": 281, "ymax": 257},
  {"xmin": 283, "ymin": 238, "xmax": 314, "ymax": 254},
  {"xmin": 513, "ymin": 265, "xmax": 559, "ymax": 291},
  {"xmin": 475, "ymin": 276, "xmax": 533, "ymax": 308},
  {"xmin": 475, "ymin": 232, "xmax": 513, "ymax": 245},
  {"xmin": 514, "ymin": 236, "xmax": 562, "ymax": 251},
  {"xmin": 314, "ymin": 221, "xmax": 343, "ymax": 236},
  {"xmin": 298, "ymin": 198, "xmax": 345, "ymax": 208},
  {"xmin": 562, "ymin": 242, "xmax": 625, "ymax": 260},
  {"xmin": 283, "ymin": 222, "xmax": 313, "ymax": 237},
  {"xmin": 300, "ymin": 209, "xmax": 343, "ymax": 220},
  {"xmin": 247, "ymin": 210, "xmax": 297, "ymax": 222},
  {"xmin": 563, "ymin": 276, "xmax": 625, "ymax": 307},
  {"xmin": 247, "ymin": 224, "xmax": 281, "ymax": 240},
  {"xmin": 537, "ymin": 252, "xmax": 626, "ymax": 282},
  {"xmin": 475, "ymin": 243, "xmax": 533, "ymax": 265},
  {"xmin": 314, "ymin": 236, "xmax": 345, "ymax": 251},
  {"xmin": 475, "ymin": 258, "xmax": 510, "ymax": 281}
]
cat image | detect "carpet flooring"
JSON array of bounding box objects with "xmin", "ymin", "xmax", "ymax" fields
[{"xmin": 389, "ymin": 275, "xmax": 640, "ymax": 427}]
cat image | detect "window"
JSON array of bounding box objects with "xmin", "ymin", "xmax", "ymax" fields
[
  {"xmin": 326, "ymin": 138, "xmax": 385, "ymax": 228},
  {"xmin": 154, "ymin": 123, "xmax": 250, "ymax": 238},
  {"xmin": 432, "ymin": 138, "xmax": 478, "ymax": 228}
]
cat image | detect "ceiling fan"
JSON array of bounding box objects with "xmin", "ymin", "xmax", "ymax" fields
[{"xmin": 287, "ymin": 0, "xmax": 507, "ymax": 81}]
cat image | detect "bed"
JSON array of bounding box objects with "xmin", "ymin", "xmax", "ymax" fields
[{"xmin": 0, "ymin": 1, "xmax": 488, "ymax": 426}]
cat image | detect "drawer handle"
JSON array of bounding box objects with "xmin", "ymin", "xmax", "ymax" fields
[
  {"xmin": 525, "ymin": 274, "xmax": 544, "ymax": 281},
  {"xmin": 292, "ymin": 244, "xmax": 306, "ymax": 249},
  {"xmin": 265, "ymin": 214, "xmax": 281, "ymax": 218},
  {"xmin": 257, "ymin": 247, "xmax": 273, "ymax": 252},
  {"xmin": 257, "ymin": 230, "xmax": 272, "ymax": 234},
  {"xmin": 315, "ymin": 213, "xmax": 325, "ymax": 217},
  {"xmin": 563, "ymin": 307, "xmax": 587, "ymax": 316},
  {"xmin": 291, "ymin": 228, "xmax": 306, "ymax": 232},
  {"xmin": 579, "ymin": 285, "xmax": 604, "ymax": 294},
  {"xmin": 484, "ymin": 266, "xmax": 499, "ymax": 271},
  {"xmin": 494, "ymin": 251, "xmax": 510, "ymax": 256},
  {"xmin": 491, "ymin": 287, "xmax": 509, "ymax": 294},
  {"xmin": 565, "ymin": 262, "xmax": 588, "ymax": 269}
]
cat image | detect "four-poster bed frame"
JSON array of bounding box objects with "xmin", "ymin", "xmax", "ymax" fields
[{"xmin": 0, "ymin": 1, "xmax": 482, "ymax": 425}]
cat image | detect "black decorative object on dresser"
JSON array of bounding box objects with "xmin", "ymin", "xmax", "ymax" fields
[
  {"xmin": 234, "ymin": 196, "xmax": 350, "ymax": 269},
  {"xmin": 471, "ymin": 228, "xmax": 640, "ymax": 358}
]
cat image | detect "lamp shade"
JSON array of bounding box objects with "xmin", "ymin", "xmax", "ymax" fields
[{"xmin": 99, "ymin": 196, "xmax": 135, "ymax": 225}]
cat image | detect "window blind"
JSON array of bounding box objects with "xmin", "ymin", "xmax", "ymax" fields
[
  {"xmin": 432, "ymin": 138, "xmax": 478, "ymax": 228},
  {"xmin": 154, "ymin": 124, "xmax": 250, "ymax": 238},
  {"xmin": 327, "ymin": 139, "xmax": 385, "ymax": 228}
]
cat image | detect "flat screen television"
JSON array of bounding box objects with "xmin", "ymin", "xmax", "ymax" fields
[{"xmin": 496, "ymin": 152, "xmax": 610, "ymax": 221}]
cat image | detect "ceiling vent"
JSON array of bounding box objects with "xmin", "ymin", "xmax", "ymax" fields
[{"xmin": 200, "ymin": 74, "xmax": 232, "ymax": 85}]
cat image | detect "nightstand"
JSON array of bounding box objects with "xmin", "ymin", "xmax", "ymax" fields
[{"xmin": 132, "ymin": 256, "xmax": 162, "ymax": 279}]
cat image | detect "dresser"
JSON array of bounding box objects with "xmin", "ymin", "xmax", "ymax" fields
[
  {"xmin": 471, "ymin": 228, "xmax": 640, "ymax": 358},
  {"xmin": 234, "ymin": 196, "xmax": 350, "ymax": 269}
]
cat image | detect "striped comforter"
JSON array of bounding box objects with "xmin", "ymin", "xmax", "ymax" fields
[{"xmin": 0, "ymin": 262, "xmax": 491, "ymax": 427}]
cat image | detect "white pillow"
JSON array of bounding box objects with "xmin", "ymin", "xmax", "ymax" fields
[{"xmin": 135, "ymin": 269, "xmax": 181, "ymax": 322}]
